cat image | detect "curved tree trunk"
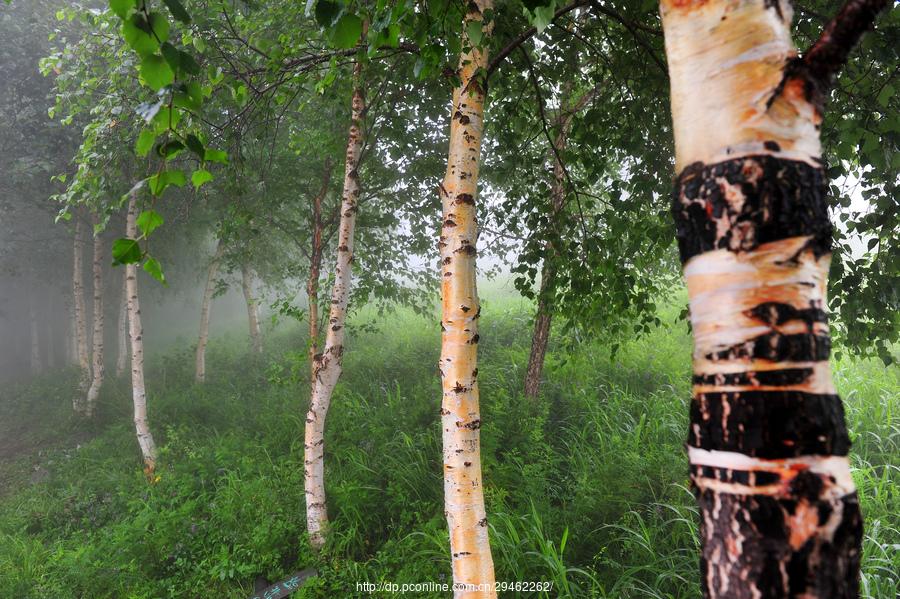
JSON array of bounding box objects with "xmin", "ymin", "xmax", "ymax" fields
[
  {"xmin": 241, "ymin": 264, "xmax": 263, "ymax": 354},
  {"xmin": 85, "ymin": 219, "xmax": 105, "ymax": 417},
  {"xmin": 659, "ymin": 0, "xmax": 887, "ymax": 595},
  {"xmin": 195, "ymin": 240, "xmax": 225, "ymax": 383},
  {"xmin": 125, "ymin": 193, "xmax": 158, "ymax": 477},
  {"xmin": 438, "ymin": 3, "xmax": 497, "ymax": 595},
  {"xmin": 116, "ymin": 270, "xmax": 128, "ymax": 378},
  {"xmin": 304, "ymin": 60, "xmax": 365, "ymax": 550},
  {"xmin": 72, "ymin": 213, "xmax": 90, "ymax": 405}
]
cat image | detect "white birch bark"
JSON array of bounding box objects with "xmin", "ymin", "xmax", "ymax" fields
[
  {"xmin": 85, "ymin": 221, "xmax": 105, "ymax": 417},
  {"xmin": 304, "ymin": 60, "xmax": 365, "ymax": 550},
  {"xmin": 125, "ymin": 193, "xmax": 158, "ymax": 476},
  {"xmin": 241, "ymin": 264, "xmax": 263, "ymax": 354},
  {"xmin": 195, "ymin": 241, "xmax": 225, "ymax": 383}
]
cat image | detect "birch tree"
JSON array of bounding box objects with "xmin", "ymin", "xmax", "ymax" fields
[
  {"xmin": 304, "ymin": 57, "xmax": 366, "ymax": 550},
  {"xmin": 85, "ymin": 216, "xmax": 105, "ymax": 417},
  {"xmin": 72, "ymin": 213, "xmax": 90, "ymax": 400},
  {"xmin": 241, "ymin": 264, "xmax": 263, "ymax": 354},
  {"xmin": 116, "ymin": 271, "xmax": 128, "ymax": 377},
  {"xmin": 124, "ymin": 192, "xmax": 158, "ymax": 476},
  {"xmin": 195, "ymin": 240, "xmax": 224, "ymax": 383},
  {"xmin": 659, "ymin": 0, "xmax": 889, "ymax": 595},
  {"xmin": 437, "ymin": 2, "xmax": 497, "ymax": 594}
]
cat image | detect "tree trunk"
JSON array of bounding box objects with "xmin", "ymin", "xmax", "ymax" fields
[
  {"xmin": 195, "ymin": 240, "xmax": 224, "ymax": 383},
  {"xmin": 116, "ymin": 270, "xmax": 128, "ymax": 378},
  {"xmin": 307, "ymin": 161, "xmax": 332, "ymax": 383},
  {"xmin": 523, "ymin": 80, "xmax": 577, "ymax": 400},
  {"xmin": 659, "ymin": 0, "xmax": 887, "ymax": 595},
  {"xmin": 438, "ymin": 3, "xmax": 496, "ymax": 595},
  {"xmin": 304, "ymin": 60, "xmax": 365, "ymax": 550},
  {"xmin": 29, "ymin": 299, "xmax": 42, "ymax": 375},
  {"xmin": 241, "ymin": 264, "xmax": 263, "ymax": 354},
  {"xmin": 85, "ymin": 221, "xmax": 105, "ymax": 417},
  {"xmin": 125, "ymin": 193, "xmax": 158, "ymax": 477},
  {"xmin": 72, "ymin": 213, "xmax": 90, "ymax": 404}
]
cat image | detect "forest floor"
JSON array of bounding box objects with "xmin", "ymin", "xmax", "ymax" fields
[{"xmin": 0, "ymin": 289, "xmax": 897, "ymax": 598}]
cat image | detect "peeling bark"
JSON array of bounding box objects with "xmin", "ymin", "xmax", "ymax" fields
[
  {"xmin": 241, "ymin": 264, "xmax": 263, "ymax": 354},
  {"xmin": 659, "ymin": 0, "xmax": 887, "ymax": 595},
  {"xmin": 72, "ymin": 213, "xmax": 90, "ymax": 405},
  {"xmin": 125, "ymin": 193, "xmax": 157, "ymax": 477},
  {"xmin": 438, "ymin": 2, "xmax": 497, "ymax": 595},
  {"xmin": 85, "ymin": 219, "xmax": 105, "ymax": 417},
  {"xmin": 195, "ymin": 240, "xmax": 224, "ymax": 383},
  {"xmin": 116, "ymin": 270, "xmax": 128, "ymax": 378},
  {"xmin": 304, "ymin": 60, "xmax": 365, "ymax": 550}
]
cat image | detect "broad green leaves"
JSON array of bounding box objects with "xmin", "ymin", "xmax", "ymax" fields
[
  {"xmin": 140, "ymin": 54, "xmax": 174, "ymax": 90},
  {"xmin": 191, "ymin": 169, "xmax": 213, "ymax": 189},
  {"xmin": 122, "ymin": 12, "xmax": 170, "ymax": 58},
  {"xmin": 148, "ymin": 170, "xmax": 186, "ymax": 195},
  {"xmin": 331, "ymin": 14, "xmax": 363, "ymax": 49},
  {"xmin": 136, "ymin": 209, "xmax": 164, "ymax": 236},
  {"xmin": 162, "ymin": 0, "xmax": 191, "ymax": 24},
  {"xmin": 112, "ymin": 238, "xmax": 142, "ymax": 265}
]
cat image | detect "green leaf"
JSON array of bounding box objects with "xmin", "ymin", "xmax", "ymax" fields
[
  {"xmin": 143, "ymin": 257, "xmax": 167, "ymax": 284},
  {"xmin": 204, "ymin": 148, "xmax": 228, "ymax": 164},
  {"xmin": 331, "ymin": 14, "xmax": 362, "ymax": 49},
  {"xmin": 112, "ymin": 238, "xmax": 143, "ymax": 265},
  {"xmin": 192, "ymin": 168, "xmax": 214, "ymax": 189},
  {"xmin": 315, "ymin": 0, "xmax": 342, "ymax": 27},
  {"xmin": 109, "ymin": 0, "xmax": 135, "ymax": 19},
  {"xmin": 533, "ymin": 4, "xmax": 555, "ymax": 32},
  {"xmin": 122, "ymin": 12, "xmax": 169, "ymax": 57},
  {"xmin": 162, "ymin": 0, "xmax": 191, "ymax": 24},
  {"xmin": 140, "ymin": 54, "xmax": 175, "ymax": 91},
  {"xmin": 157, "ymin": 139, "xmax": 185, "ymax": 157},
  {"xmin": 148, "ymin": 170, "xmax": 187, "ymax": 195},
  {"xmin": 136, "ymin": 210, "xmax": 164, "ymax": 237},
  {"xmin": 135, "ymin": 129, "xmax": 157, "ymax": 157},
  {"xmin": 185, "ymin": 134, "xmax": 205, "ymax": 157},
  {"xmin": 465, "ymin": 20, "xmax": 483, "ymax": 47}
]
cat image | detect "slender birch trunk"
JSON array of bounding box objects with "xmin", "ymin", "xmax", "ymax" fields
[
  {"xmin": 241, "ymin": 265, "xmax": 263, "ymax": 354},
  {"xmin": 85, "ymin": 221, "xmax": 105, "ymax": 417},
  {"xmin": 659, "ymin": 0, "xmax": 887, "ymax": 595},
  {"xmin": 524, "ymin": 81, "xmax": 576, "ymax": 400},
  {"xmin": 116, "ymin": 270, "xmax": 128, "ymax": 377},
  {"xmin": 438, "ymin": 3, "xmax": 496, "ymax": 595},
  {"xmin": 73, "ymin": 213, "xmax": 90, "ymax": 404},
  {"xmin": 125, "ymin": 193, "xmax": 158, "ymax": 476},
  {"xmin": 29, "ymin": 299, "xmax": 42, "ymax": 375},
  {"xmin": 195, "ymin": 241, "xmax": 225, "ymax": 383},
  {"xmin": 304, "ymin": 60, "xmax": 365, "ymax": 550},
  {"xmin": 67, "ymin": 299, "xmax": 77, "ymax": 366},
  {"xmin": 307, "ymin": 161, "xmax": 332, "ymax": 383}
]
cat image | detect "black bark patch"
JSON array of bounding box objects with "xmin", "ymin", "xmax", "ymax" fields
[
  {"xmin": 696, "ymin": 489, "xmax": 862, "ymax": 599},
  {"xmin": 692, "ymin": 367, "xmax": 814, "ymax": 387},
  {"xmin": 705, "ymin": 332, "xmax": 831, "ymax": 362},
  {"xmin": 690, "ymin": 464, "xmax": 782, "ymax": 487},
  {"xmin": 744, "ymin": 302, "xmax": 827, "ymax": 328},
  {"xmin": 672, "ymin": 156, "xmax": 831, "ymax": 263},
  {"xmin": 690, "ymin": 390, "xmax": 850, "ymax": 458},
  {"xmin": 455, "ymin": 193, "xmax": 475, "ymax": 205}
]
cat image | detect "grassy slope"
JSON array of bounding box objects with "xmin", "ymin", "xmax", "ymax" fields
[{"xmin": 0, "ymin": 291, "xmax": 897, "ymax": 598}]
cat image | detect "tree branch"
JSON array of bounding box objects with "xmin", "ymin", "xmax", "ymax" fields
[{"xmin": 803, "ymin": 0, "xmax": 890, "ymax": 88}]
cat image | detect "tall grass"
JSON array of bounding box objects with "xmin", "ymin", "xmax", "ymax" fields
[{"xmin": 0, "ymin": 290, "xmax": 896, "ymax": 597}]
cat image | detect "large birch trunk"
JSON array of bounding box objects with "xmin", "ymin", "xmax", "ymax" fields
[
  {"xmin": 85, "ymin": 221, "xmax": 105, "ymax": 417},
  {"xmin": 72, "ymin": 214, "xmax": 90, "ymax": 404},
  {"xmin": 116, "ymin": 270, "xmax": 128, "ymax": 378},
  {"xmin": 659, "ymin": 1, "xmax": 887, "ymax": 595},
  {"xmin": 438, "ymin": 3, "xmax": 497, "ymax": 595},
  {"xmin": 304, "ymin": 61, "xmax": 365, "ymax": 550},
  {"xmin": 125, "ymin": 193, "xmax": 158, "ymax": 476},
  {"xmin": 195, "ymin": 241, "xmax": 224, "ymax": 383},
  {"xmin": 241, "ymin": 265, "xmax": 263, "ymax": 354}
]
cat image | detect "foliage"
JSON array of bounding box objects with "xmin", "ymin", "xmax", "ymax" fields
[{"xmin": 0, "ymin": 293, "xmax": 896, "ymax": 597}]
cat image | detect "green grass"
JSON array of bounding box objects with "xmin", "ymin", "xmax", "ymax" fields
[{"xmin": 0, "ymin": 290, "xmax": 897, "ymax": 598}]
